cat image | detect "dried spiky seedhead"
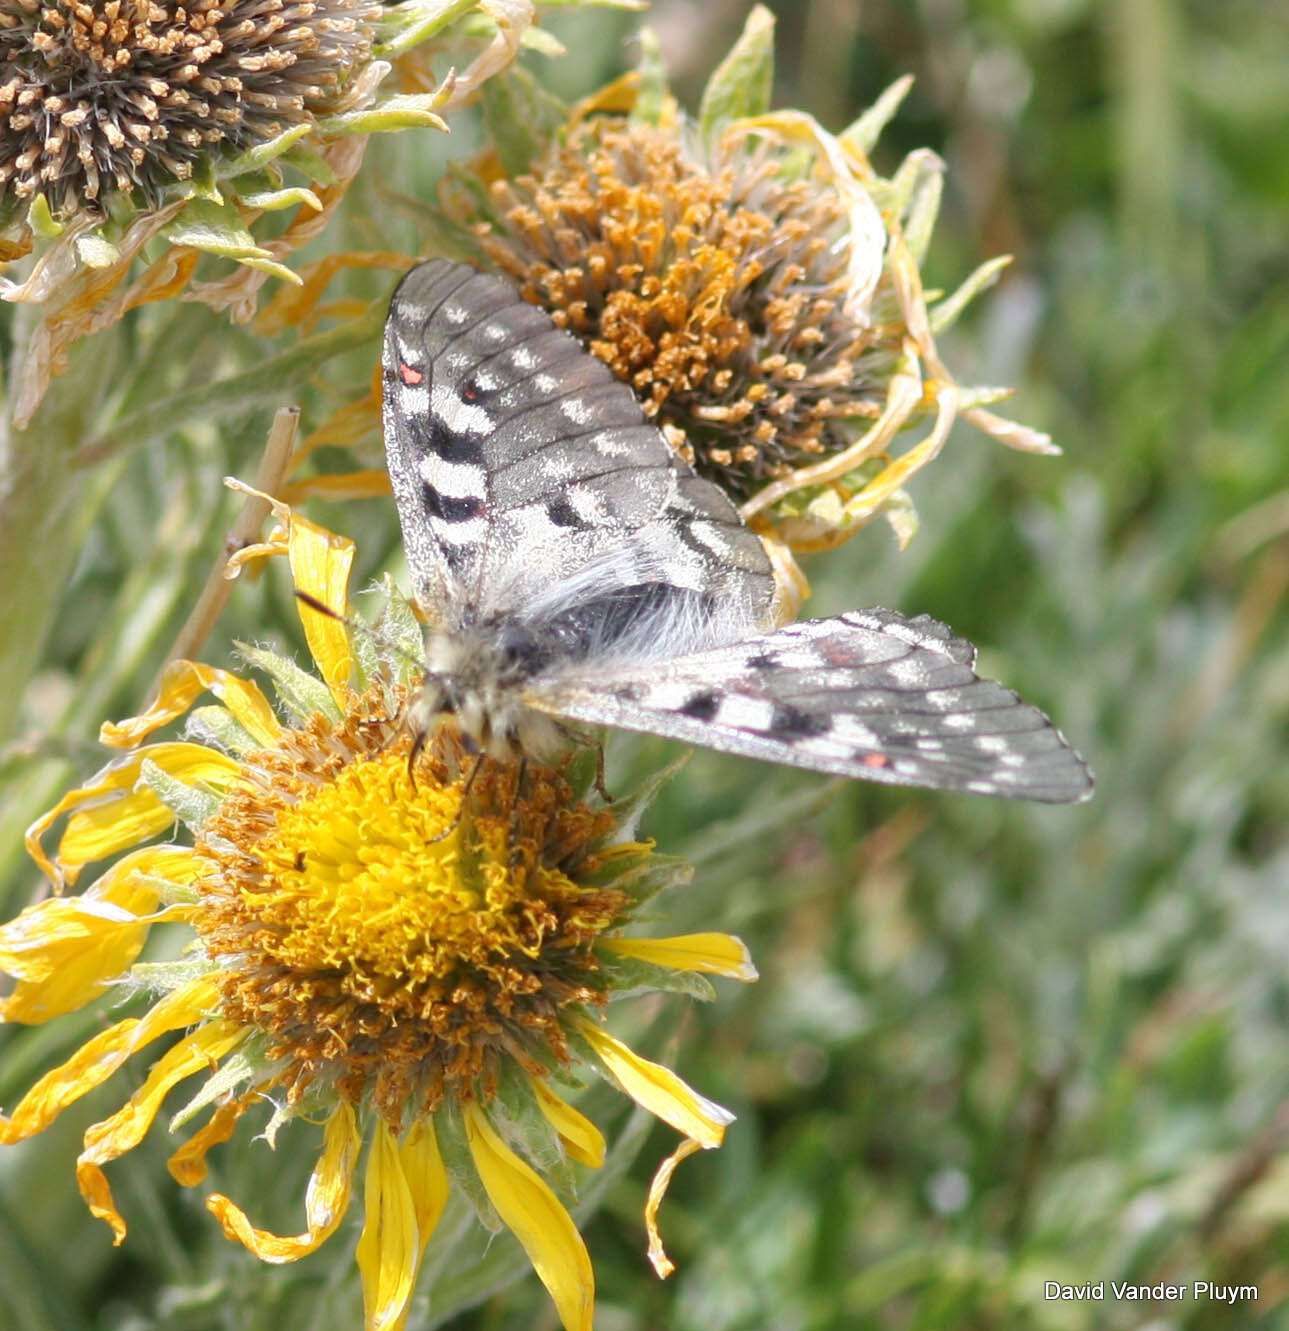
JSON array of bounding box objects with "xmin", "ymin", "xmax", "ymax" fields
[
  {"xmin": 472, "ymin": 122, "xmax": 879, "ymax": 499},
  {"xmin": 0, "ymin": 0, "xmax": 378, "ymax": 218}
]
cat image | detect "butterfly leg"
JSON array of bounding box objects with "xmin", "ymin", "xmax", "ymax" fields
[{"xmin": 425, "ymin": 750, "xmax": 484, "ymax": 844}]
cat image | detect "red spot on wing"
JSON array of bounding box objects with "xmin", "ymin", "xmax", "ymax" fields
[
  {"xmin": 399, "ymin": 361, "xmax": 424, "ymax": 386},
  {"xmin": 862, "ymin": 753, "xmax": 890, "ymax": 768}
]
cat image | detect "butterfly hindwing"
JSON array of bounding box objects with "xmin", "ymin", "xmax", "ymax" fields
[{"xmin": 526, "ymin": 609, "xmax": 1092, "ymax": 803}]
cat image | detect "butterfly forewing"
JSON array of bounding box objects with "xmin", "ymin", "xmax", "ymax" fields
[
  {"xmin": 382, "ymin": 259, "xmax": 1092, "ymax": 803},
  {"xmin": 382, "ymin": 259, "xmax": 776, "ymax": 634}
]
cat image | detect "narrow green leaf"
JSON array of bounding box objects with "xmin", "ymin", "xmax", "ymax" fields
[
  {"xmin": 631, "ymin": 26, "xmax": 668, "ymax": 127},
  {"xmin": 436, "ymin": 1097, "xmax": 503, "ymax": 1233},
  {"xmin": 222, "ymin": 123, "xmax": 314, "ymax": 178},
  {"xmin": 929, "ymin": 255, "xmax": 1013, "ymax": 333},
  {"xmin": 140, "ymin": 756, "xmax": 222, "ymax": 833},
  {"xmin": 235, "ymin": 643, "xmax": 343, "ymax": 724},
  {"xmin": 185, "ymin": 705, "xmax": 263, "ymax": 758},
  {"xmin": 600, "ymin": 954, "xmax": 718, "ymax": 1002},
  {"xmin": 316, "ymin": 95, "xmax": 449, "ymax": 137},
  {"xmin": 842, "ymin": 75, "xmax": 916, "ymax": 155},
  {"xmin": 698, "ymin": 3, "xmax": 776, "ymax": 151}
]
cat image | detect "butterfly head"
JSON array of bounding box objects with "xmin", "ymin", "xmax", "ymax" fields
[{"xmin": 407, "ymin": 618, "xmax": 567, "ymax": 764}]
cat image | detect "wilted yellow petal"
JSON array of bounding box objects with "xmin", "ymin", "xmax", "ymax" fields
[
  {"xmin": 603, "ymin": 933, "xmax": 759, "ymax": 982},
  {"xmin": 575, "ymin": 1020, "xmax": 734, "ymax": 1149},
  {"xmin": 0, "ymin": 846, "xmax": 202, "ymax": 1022},
  {"xmin": 532, "ymin": 1081, "xmax": 605, "ymax": 1169},
  {"xmin": 400, "ymin": 1117, "xmax": 450, "ymax": 1254},
  {"xmin": 208, "ymin": 1099, "xmax": 359, "ymax": 1262},
  {"xmin": 100, "ymin": 661, "xmax": 281, "ymax": 749},
  {"xmin": 357, "ymin": 1120, "xmax": 419, "ymax": 1331},
  {"xmin": 644, "ymin": 1137, "xmax": 703, "ymax": 1279},
  {"xmin": 78, "ymin": 1018, "xmax": 244, "ymax": 1243},
  {"xmin": 26, "ymin": 744, "xmax": 240, "ymax": 886},
  {"xmin": 0, "ymin": 973, "xmax": 221, "ymax": 1144},
  {"xmin": 167, "ymin": 1095, "xmax": 252, "ymax": 1186},
  {"xmin": 464, "ymin": 1102, "xmax": 594, "ymax": 1331},
  {"xmin": 287, "ymin": 511, "xmax": 354, "ymax": 704}
]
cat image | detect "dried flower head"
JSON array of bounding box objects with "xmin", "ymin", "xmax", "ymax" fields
[
  {"xmin": 1, "ymin": 497, "xmax": 754, "ymax": 1331},
  {"xmin": 0, "ymin": 0, "xmax": 378, "ymax": 218},
  {"xmin": 436, "ymin": 5, "xmax": 1058, "ymax": 582},
  {"xmin": 478, "ymin": 121, "xmax": 866, "ymax": 502}
]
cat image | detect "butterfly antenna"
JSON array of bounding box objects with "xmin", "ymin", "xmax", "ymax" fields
[{"xmin": 293, "ymin": 589, "xmax": 426, "ymax": 679}]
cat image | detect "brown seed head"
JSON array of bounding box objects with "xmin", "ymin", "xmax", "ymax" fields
[
  {"xmin": 0, "ymin": 0, "xmax": 378, "ymax": 218},
  {"xmin": 469, "ymin": 122, "xmax": 884, "ymax": 499}
]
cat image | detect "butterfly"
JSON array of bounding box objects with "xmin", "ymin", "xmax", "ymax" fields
[{"xmin": 381, "ymin": 259, "xmax": 1092, "ymax": 804}]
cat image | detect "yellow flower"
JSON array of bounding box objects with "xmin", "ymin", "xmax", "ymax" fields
[{"xmin": 1, "ymin": 497, "xmax": 756, "ymax": 1331}]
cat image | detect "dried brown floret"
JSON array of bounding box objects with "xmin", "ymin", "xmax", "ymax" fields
[
  {"xmin": 0, "ymin": 0, "xmax": 378, "ymax": 217},
  {"xmin": 471, "ymin": 122, "xmax": 883, "ymax": 499}
]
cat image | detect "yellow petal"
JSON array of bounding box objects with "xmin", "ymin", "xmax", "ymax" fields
[
  {"xmin": 78, "ymin": 1018, "xmax": 244, "ymax": 1243},
  {"xmin": 602, "ymin": 933, "xmax": 759, "ymax": 982},
  {"xmin": 532, "ymin": 1081, "xmax": 605, "ymax": 1169},
  {"xmin": 26, "ymin": 744, "xmax": 241, "ymax": 886},
  {"xmin": 207, "ymin": 1099, "xmax": 359, "ymax": 1262},
  {"xmin": 644, "ymin": 1137, "xmax": 703, "ymax": 1279},
  {"xmin": 464, "ymin": 1102, "xmax": 594, "ymax": 1331},
  {"xmin": 575, "ymin": 1020, "xmax": 733, "ymax": 1150},
  {"xmin": 287, "ymin": 511, "xmax": 354, "ymax": 704},
  {"xmin": 356, "ymin": 1120, "xmax": 419, "ymax": 1331},
  {"xmin": 0, "ymin": 846, "xmax": 202, "ymax": 1022},
  {"xmin": 167, "ymin": 1095, "xmax": 251, "ymax": 1186},
  {"xmin": 400, "ymin": 1117, "xmax": 450, "ymax": 1254},
  {"xmin": 0, "ymin": 972, "xmax": 221, "ymax": 1144},
  {"xmin": 100, "ymin": 661, "xmax": 281, "ymax": 749}
]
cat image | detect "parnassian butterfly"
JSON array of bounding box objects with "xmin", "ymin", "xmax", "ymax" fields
[{"xmin": 381, "ymin": 260, "xmax": 1092, "ymax": 803}]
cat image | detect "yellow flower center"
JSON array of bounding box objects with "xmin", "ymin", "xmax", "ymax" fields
[{"xmin": 194, "ymin": 722, "xmax": 625, "ymax": 1122}]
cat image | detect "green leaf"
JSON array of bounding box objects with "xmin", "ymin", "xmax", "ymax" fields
[
  {"xmin": 374, "ymin": 0, "xmax": 480, "ymax": 59},
  {"xmin": 315, "ymin": 94, "xmax": 449, "ymax": 138},
  {"xmin": 698, "ymin": 3, "xmax": 776, "ymax": 151},
  {"xmin": 170, "ymin": 1044, "xmax": 263, "ymax": 1131},
  {"xmin": 185, "ymin": 705, "xmax": 263, "ymax": 758},
  {"xmin": 436, "ymin": 1097, "xmax": 503, "ymax": 1233},
  {"xmin": 140, "ymin": 757, "xmax": 222, "ymax": 833},
  {"xmin": 842, "ymin": 75, "xmax": 916, "ymax": 156},
  {"xmin": 481, "ymin": 67, "xmax": 568, "ymax": 177},
  {"xmin": 600, "ymin": 953, "xmax": 717, "ymax": 1002},
  {"xmin": 491, "ymin": 1062, "xmax": 576, "ymax": 1198},
  {"xmin": 161, "ymin": 197, "xmax": 301, "ymax": 284},
  {"xmin": 277, "ymin": 142, "xmax": 338, "ymax": 185},
  {"xmin": 929, "ymin": 255, "xmax": 1013, "ymax": 333},
  {"xmin": 631, "ymin": 26, "xmax": 669, "ymax": 127},
  {"xmin": 222, "ymin": 123, "xmax": 314, "ymax": 178},
  {"xmin": 26, "ymin": 194, "xmax": 64, "ymax": 238},
  {"xmin": 72, "ymin": 233, "xmax": 120, "ymax": 269},
  {"xmin": 235, "ymin": 643, "xmax": 343, "ymax": 724},
  {"xmin": 235, "ymin": 185, "xmax": 323, "ymax": 213},
  {"xmin": 372, "ymin": 575, "xmax": 425, "ymax": 682}
]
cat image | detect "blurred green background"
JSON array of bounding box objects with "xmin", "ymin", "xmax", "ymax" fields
[{"xmin": 4, "ymin": 0, "xmax": 1289, "ymax": 1328}]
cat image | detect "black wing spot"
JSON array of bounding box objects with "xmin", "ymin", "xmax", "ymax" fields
[
  {"xmin": 769, "ymin": 703, "xmax": 832, "ymax": 739},
  {"xmin": 744, "ymin": 650, "xmax": 777, "ymax": 670},
  {"xmin": 546, "ymin": 496, "xmax": 590, "ymax": 529},
  {"xmin": 422, "ymin": 481, "xmax": 483, "ymax": 523},
  {"xmin": 679, "ymin": 690, "xmax": 720, "ymax": 721},
  {"xmin": 421, "ymin": 414, "xmax": 484, "ymax": 465}
]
